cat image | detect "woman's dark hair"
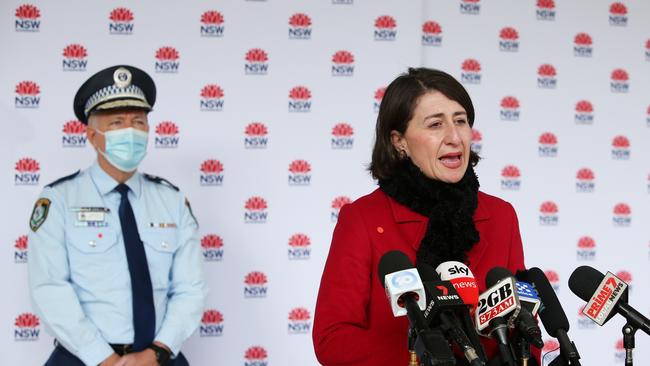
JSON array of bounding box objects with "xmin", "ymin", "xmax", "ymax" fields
[{"xmin": 369, "ymin": 67, "xmax": 480, "ymax": 180}]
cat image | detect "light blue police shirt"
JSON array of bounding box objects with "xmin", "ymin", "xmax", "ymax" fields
[{"xmin": 28, "ymin": 162, "xmax": 207, "ymax": 366}]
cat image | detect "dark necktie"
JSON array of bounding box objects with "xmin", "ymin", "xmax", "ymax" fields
[{"xmin": 115, "ymin": 183, "xmax": 155, "ymax": 351}]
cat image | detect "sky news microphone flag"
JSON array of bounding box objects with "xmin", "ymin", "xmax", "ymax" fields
[{"xmin": 5, "ymin": 0, "xmax": 650, "ymax": 365}]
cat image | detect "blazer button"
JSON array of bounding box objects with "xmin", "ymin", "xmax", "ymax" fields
[
  {"xmin": 89, "ymin": 240, "xmax": 96, "ymax": 247},
  {"xmin": 161, "ymin": 241, "xmax": 168, "ymax": 248}
]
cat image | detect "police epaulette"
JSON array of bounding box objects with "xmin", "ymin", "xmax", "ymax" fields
[
  {"xmin": 45, "ymin": 170, "xmax": 80, "ymax": 188},
  {"xmin": 144, "ymin": 173, "xmax": 180, "ymax": 191}
]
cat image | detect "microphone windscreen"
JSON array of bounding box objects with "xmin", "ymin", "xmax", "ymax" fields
[
  {"xmin": 527, "ymin": 267, "xmax": 570, "ymax": 336},
  {"xmin": 568, "ymin": 265, "xmax": 605, "ymax": 302},
  {"xmin": 377, "ymin": 250, "xmax": 413, "ymax": 288},
  {"xmin": 485, "ymin": 267, "xmax": 514, "ymax": 288},
  {"xmin": 416, "ymin": 262, "xmax": 442, "ymax": 282}
]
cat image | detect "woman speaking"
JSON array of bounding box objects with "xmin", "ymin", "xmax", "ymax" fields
[{"xmin": 313, "ymin": 68, "xmax": 536, "ymax": 365}]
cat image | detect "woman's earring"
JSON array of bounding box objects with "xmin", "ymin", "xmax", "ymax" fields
[{"xmin": 399, "ymin": 149, "xmax": 407, "ymax": 159}]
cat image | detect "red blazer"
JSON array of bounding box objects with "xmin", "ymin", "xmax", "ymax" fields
[{"xmin": 313, "ymin": 188, "xmax": 537, "ymax": 365}]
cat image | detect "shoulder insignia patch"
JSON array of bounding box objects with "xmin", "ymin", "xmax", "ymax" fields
[
  {"xmin": 46, "ymin": 170, "xmax": 80, "ymax": 188},
  {"xmin": 144, "ymin": 174, "xmax": 180, "ymax": 191},
  {"xmin": 30, "ymin": 198, "xmax": 51, "ymax": 232}
]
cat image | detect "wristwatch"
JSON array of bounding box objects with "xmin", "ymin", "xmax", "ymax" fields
[{"xmin": 148, "ymin": 344, "xmax": 171, "ymax": 366}]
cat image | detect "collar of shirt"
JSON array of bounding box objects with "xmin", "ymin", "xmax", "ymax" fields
[{"xmin": 88, "ymin": 161, "xmax": 142, "ymax": 199}]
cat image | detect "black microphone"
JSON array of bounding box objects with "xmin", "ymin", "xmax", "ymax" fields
[
  {"xmin": 524, "ymin": 267, "xmax": 581, "ymax": 366},
  {"xmin": 568, "ymin": 265, "xmax": 650, "ymax": 335},
  {"xmin": 418, "ymin": 262, "xmax": 487, "ymax": 366},
  {"xmin": 486, "ymin": 268, "xmax": 543, "ymax": 349},
  {"xmin": 378, "ymin": 251, "xmax": 455, "ymax": 366}
]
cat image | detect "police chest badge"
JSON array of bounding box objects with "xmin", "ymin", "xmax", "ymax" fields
[{"xmin": 30, "ymin": 198, "xmax": 51, "ymax": 232}]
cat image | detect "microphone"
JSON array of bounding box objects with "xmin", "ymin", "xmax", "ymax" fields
[
  {"xmin": 419, "ymin": 262, "xmax": 487, "ymax": 366},
  {"xmin": 378, "ymin": 251, "xmax": 455, "ymax": 366},
  {"xmin": 486, "ymin": 268, "xmax": 543, "ymax": 349},
  {"xmin": 568, "ymin": 265, "xmax": 650, "ymax": 335},
  {"xmin": 436, "ymin": 261, "xmax": 480, "ymax": 315},
  {"xmin": 524, "ymin": 267, "xmax": 581, "ymax": 366}
]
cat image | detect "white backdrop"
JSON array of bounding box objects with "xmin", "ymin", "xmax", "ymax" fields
[{"xmin": 3, "ymin": 1, "xmax": 650, "ymax": 365}]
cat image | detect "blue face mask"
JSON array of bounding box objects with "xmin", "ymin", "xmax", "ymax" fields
[{"xmin": 95, "ymin": 127, "xmax": 148, "ymax": 172}]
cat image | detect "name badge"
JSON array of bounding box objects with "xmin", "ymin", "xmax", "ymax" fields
[{"xmin": 72, "ymin": 207, "xmax": 109, "ymax": 227}]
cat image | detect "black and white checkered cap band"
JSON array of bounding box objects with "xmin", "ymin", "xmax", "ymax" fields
[{"xmin": 84, "ymin": 84, "xmax": 149, "ymax": 116}]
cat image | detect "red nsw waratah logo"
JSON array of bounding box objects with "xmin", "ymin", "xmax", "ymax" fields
[
  {"xmin": 574, "ymin": 33, "xmax": 593, "ymax": 57},
  {"xmin": 461, "ymin": 59, "xmax": 481, "ymax": 84},
  {"xmin": 200, "ymin": 84, "xmax": 224, "ymax": 111},
  {"xmin": 244, "ymin": 346, "xmax": 268, "ymax": 366},
  {"xmin": 470, "ymin": 129, "xmax": 482, "ymax": 154},
  {"xmin": 374, "ymin": 15, "xmax": 397, "ymax": 41},
  {"xmin": 62, "ymin": 44, "xmax": 88, "ymax": 72},
  {"xmin": 14, "ymin": 313, "xmax": 40, "ymax": 341},
  {"xmin": 62, "ymin": 120, "xmax": 87, "ymax": 147},
  {"xmin": 545, "ymin": 270, "xmax": 560, "ymax": 291},
  {"xmin": 647, "ymin": 105, "xmax": 650, "ymax": 127},
  {"xmin": 612, "ymin": 203, "xmax": 631, "ymax": 226},
  {"xmin": 288, "ymin": 233, "xmax": 311, "ymax": 260},
  {"xmin": 245, "ymin": 48, "xmax": 269, "ymax": 75},
  {"xmin": 15, "ymin": 81, "xmax": 40, "ymax": 109},
  {"xmin": 244, "ymin": 196, "xmax": 268, "ymax": 223},
  {"xmin": 460, "ymin": 0, "xmax": 480, "ymax": 15},
  {"xmin": 200, "ymin": 11, "xmax": 224, "ymax": 37},
  {"xmin": 616, "ymin": 270, "xmax": 632, "ymax": 285},
  {"xmin": 244, "ymin": 122, "xmax": 268, "ymax": 149},
  {"xmin": 374, "ymin": 86, "xmax": 386, "ymax": 112},
  {"xmin": 331, "ymin": 123, "xmax": 354, "ymax": 149},
  {"xmin": 244, "ymin": 272, "xmax": 268, "ymax": 298},
  {"xmin": 15, "ymin": 157, "xmax": 40, "ymax": 185},
  {"xmin": 499, "ymin": 27, "xmax": 519, "ymax": 52},
  {"xmin": 14, "ymin": 235, "xmax": 28, "ymax": 263},
  {"xmin": 611, "ymin": 135, "xmax": 630, "ymax": 160},
  {"xmin": 109, "ymin": 7, "xmax": 134, "ymax": 35},
  {"xmin": 609, "ymin": 2, "xmax": 628, "ymax": 26},
  {"xmin": 288, "ymin": 13, "xmax": 311, "ymax": 39},
  {"xmin": 288, "ymin": 307, "xmax": 312, "ymax": 334},
  {"xmin": 200, "ymin": 159, "xmax": 224, "ymax": 186},
  {"xmin": 331, "ymin": 50, "xmax": 355, "ymax": 76},
  {"xmin": 201, "ymin": 234, "xmax": 224, "ymax": 262},
  {"xmin": 155, "ymin": 46, "xmax": 180, "ymax": 73},
  {"xmin": 536, "ymin": 0, "xmax": 556, "ymax": 20},
  {"xmin": 331, "ymin": 196, "xmax": 351, "ymax": 222},
  {"xmin": 575, "ymin": 100, "xmax": 594, "ymax": 124},
  {"xmin": 154, "ymin": 121, "xmax": 179, "ymax": 148},
  {"xmin": 537, "ymin": 64, "xmax": 557, "ymax": 88},
  {"xmin": 610, "ymin": 68, "xmax": 629, "ymax": 93},
  {"xmin": 538, "ymin": 132, "xmax": 558, "ymax": 157},
  {"xmin": 288, "ymin": 86, "xmax": 312, "ymax": 112},
  {"xmin": 543, "ymin": 339, "xmax": 560, "ymax": 354},
  {"xmin": 500, "ymin": 96, "xmax": 520, "ymax": 121},
  {"xmin": 577, "ymin": 236, "xmax": 596, "ymax": 261},
  {"xmin": 422, "ymin": 21, "xmax": 442, "ymax": 46},
  {"xmin": 501, "ymin": 165, "xmax": 521, "ymax": 190},
  {"xmin": 645, "ymin": 39, "xmax": 650, "ymax": 61},
  {"xmin": 539, "ymin": 201, "xmax": 559, "ymax": 226},
  {"xmin": 15, "ymin": 4, "xmax": 40, "ymax": 32},
  {"xmin": 288, "ymin": 159, "xmax": 312, "ymax": 186},
  {"xmin": 200, "ymin": 309, "xmax": 224, "ymax": 337},
  {"xmin": 576, "ymin": 168, "xmax": 595, "ymax": 192}
]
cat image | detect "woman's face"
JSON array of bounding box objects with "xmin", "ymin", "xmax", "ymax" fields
[{"xmin": 391, "ymin": 91, "xmax": 472, "ymax": 183}]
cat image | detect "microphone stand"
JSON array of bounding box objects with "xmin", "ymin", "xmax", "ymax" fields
[
  {"xmin": 622, "ymin": 322, "xmax": 637, "ymax": 366},
  {"xmin": 408, "ymin": 326, "xmax": 418, "ymax": 366},
  {"xmin": 548, "ymin": 329, "xmax": 581, "ymax": 366}
]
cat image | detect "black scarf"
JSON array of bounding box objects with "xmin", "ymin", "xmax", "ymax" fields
[{"xmin": 378, "ymin": 159, "xmax": 480, "ymax": 268}]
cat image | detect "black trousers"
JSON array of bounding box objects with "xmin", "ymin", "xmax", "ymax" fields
[{"xmin": 44, "ymin": 344, "xmax": 189, "ymax": 366}]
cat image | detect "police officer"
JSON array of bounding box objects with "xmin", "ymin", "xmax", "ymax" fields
[{"xmin": 28, "ymin": 65, "xmax": 207, "ymax": 366}]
